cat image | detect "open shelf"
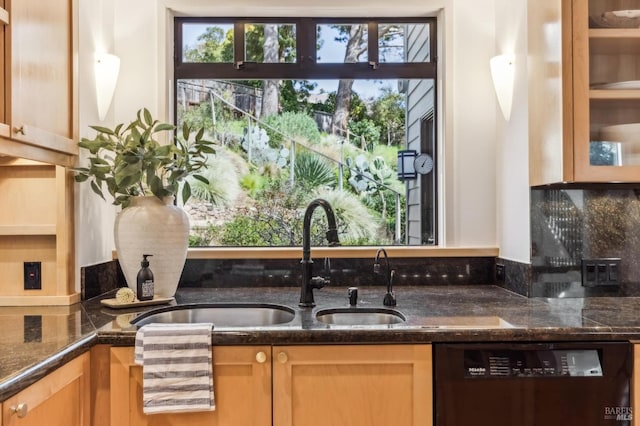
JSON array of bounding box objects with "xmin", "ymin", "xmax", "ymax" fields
[
  {"xmin": 590, "ymin": 89, "xmax": 640, "ymax": 99},
  {"xmin": 590, "ymin": 29, "xmax": 640, "ymax": 54},
  {"xmin": 0, "ymin": 225, "xmax": 56, "ymax": 236}
]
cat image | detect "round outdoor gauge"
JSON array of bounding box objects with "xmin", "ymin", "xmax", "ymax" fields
[{"xmin": 414, "ymin": 153, "xmax": 433, "ymax": 175}]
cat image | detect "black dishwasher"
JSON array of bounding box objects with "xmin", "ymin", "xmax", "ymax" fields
[{"xmin": 434, "ymin": 342, "xmax": 632, "ymax": 426}]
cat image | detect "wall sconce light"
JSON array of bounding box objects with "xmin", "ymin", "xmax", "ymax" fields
[
  {"xmin": 397, "ymin": 149, "xmax": 417, "ymax": 180},
  {"xmin": 489, "ymin": 54, "xmax": 515, "ymax": 121},
  {"xmin": 94, "ymin": 52, "xmax": 120, "ymax": 121}
]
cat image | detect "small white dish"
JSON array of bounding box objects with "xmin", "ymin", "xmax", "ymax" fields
[
  {"xmin": 591, "ymin": 80, "xmax": 640, "ymax": 89},
  {"xmin": 611, "ymin": 10, "xmax": 640, "ymax": 18}
]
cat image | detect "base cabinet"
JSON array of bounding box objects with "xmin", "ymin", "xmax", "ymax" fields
[
  {"xmin": 1, "ymin": 352, "xmax": 89, "ymax": 426},
  {"xmin": 110, "ymin": 344, "xmax": 432, "ymax": 426},
  {"xmin": 273, "ymin": 344, "xmax": 433, "ymax": 426},
  {"xmin": 110, "ymin": 346, "xmax": 272, "ymax": 426}
]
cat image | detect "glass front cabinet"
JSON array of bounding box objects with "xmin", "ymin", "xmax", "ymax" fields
[{"xmin": 573, "ymin": 0, "xmax": 640, "ymax": 181}]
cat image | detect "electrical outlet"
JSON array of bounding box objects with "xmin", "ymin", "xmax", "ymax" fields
[
  {"xmin": 23, "ymin": 262, "xmax": 41, "ymax": 290},
  {"xmin": 495, "ymin": 263, "xmax": 505, "ymax": 283},
  {"xmin": 581, "ymin": 258, "xmax": 621, "ymax": 287}
]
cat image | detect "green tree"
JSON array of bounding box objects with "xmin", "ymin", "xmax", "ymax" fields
[
  {"xmin": 371, "ymin": 89, "xmax": 405, "ymax": 146},
  {"xmin": 330, "ymin": 24, "xmax": 368, "ymax": 134},
  {"xmin": 280, "ymin": 80, "xmax": 318, "ymax": 113},
  {"xmin": 348, "ymin": 119, "xmax": 381, "ymax": 151},
  {"xmin": 184, "ymin": 26, "xmax": 233, "ymax": 63},
  {"xmin": 261, "ymin": 24, "xmax": 280, "ymax": 118},
  {"xmin": 330, "ymin": 24, "xmax": 403, "ymax": 134}
]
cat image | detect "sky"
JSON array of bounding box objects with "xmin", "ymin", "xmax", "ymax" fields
[{"xmin": 180, "ymin": 23, "xmax": 399, "ymax": 99}]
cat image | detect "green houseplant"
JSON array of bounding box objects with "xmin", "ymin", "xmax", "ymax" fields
[
  {"xmin": 74, "ymin": 107, "xmax": 215, "ymax": 208},
  {"xmin": 75, "ymin": 108, "xmax": 215, "ymax": 298}
]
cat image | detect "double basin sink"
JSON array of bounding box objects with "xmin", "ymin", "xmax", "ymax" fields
[{"xmin": 131, "ymin": 303, "xmax": 514, "ymax": 329}]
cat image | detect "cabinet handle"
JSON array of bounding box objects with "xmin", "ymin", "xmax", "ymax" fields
[
  {"xmin": 10, "ymin": 403, "xmax": 28, "ymax": 418},
  {"xmin": 13, "ymin": 126, "xmax": 25, "ymax": 135},
  {"xmin": 255, "ymin": 351, "xmax": 267, "ymax": 363},
  {"xmin": 277, "ymin": 351, "xmax": 288, "ymax": 364}
]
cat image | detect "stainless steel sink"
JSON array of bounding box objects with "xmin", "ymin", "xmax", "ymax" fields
[
  {"xmin": 130, "ymin": 303, "xmax": 296, "ymax": 327},
  {"xmin": 315, "ymin": 307, "xmax": 406, "ymax": 325}
]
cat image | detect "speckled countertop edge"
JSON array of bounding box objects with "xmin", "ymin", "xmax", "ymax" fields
[
  {"xmin": 87, "ymin": 285, "xmax": 640, "ymax": 344},
  {"xmin": 4, "ymin": 285, "xmax": 640, "ymax": 402}
]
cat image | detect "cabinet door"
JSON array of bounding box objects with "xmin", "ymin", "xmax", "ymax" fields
[
  {"xmin": 572, "ymin": 0, "xmax": 640, "ymax": 181},
  {"xmin": 110, "ymin": 346, "xmax": 272, "ymax": 426},
  {"xmin": 0, "ymin": 1, "xmax": 8, "ymax": 138},
  {"xmin": 1, "ymin": 352, "xmax": 90, "ymax": 426},
  {"xmin": 6, "ymin": 0, "xmax": 76, "ymax": 157},
  {"xmin": 273, "ymin": 344, "xmax": 432, "ymax": 426}
]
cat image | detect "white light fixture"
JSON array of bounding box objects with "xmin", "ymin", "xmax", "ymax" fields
[
  {"xmin": 489, "ymin": 54, "xmax": 515, "ymax": 121},
  {"xmin": 94, "ymin": 52, "xmax": 120, "ymax": 121}
]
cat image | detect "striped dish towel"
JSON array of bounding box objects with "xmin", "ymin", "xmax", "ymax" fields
[{"xmin": 134, "ymin": 323, "xmax": 215, "ymax": 414}]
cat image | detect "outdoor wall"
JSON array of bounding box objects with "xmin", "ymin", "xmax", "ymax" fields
[
  {"xmin": 75, "ymin": 0, "xmax": 501, "ymax": 286},
  {"xmin": 405, "ymin": 22, "xmax": 435, "ymax": 245}
]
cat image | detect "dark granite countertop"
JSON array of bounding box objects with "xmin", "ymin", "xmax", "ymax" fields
[
  {"xmin": 0, "ymin": 304, "xmax": 98, "ymax": 402},
  {"xmin": 4, "ymin": 284, "xmax": 640, "ymax": 402}
]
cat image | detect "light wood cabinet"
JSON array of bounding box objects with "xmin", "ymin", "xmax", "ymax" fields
[
  {"xmin": 0, "ymin": 0, "xmax": 76, "ymax": 305},
  {"xmin": 571, "ymin": 0, "xmax": 640, "ymax": 181},
  {"xmin": 109, "ymin": 344, "xmax": 433, "ymax": 426},
  {"xmin": 1, "ymin": 352, "xmax": 89, "ymax": 426},
  {"xmin": 273, "ymin": 344, "xmax": 432, "ymax": 426},
  {"xmin": 110, "ymin": 346, "xmax": 272, "ymax": 426},
  {"xmin": 0, "ymin": 0, "xmax": 77, "ymax": 167},
  {"xmin": 0, "ymin": 158, "xmax": 77, "ymax": 305},
  {"xmin": 532, "ymin": 0, "xmax": 640, "ymax": 184}
]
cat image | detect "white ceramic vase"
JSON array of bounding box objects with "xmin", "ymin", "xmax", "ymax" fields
[{"xmin": 114, "ymin": 196, "xmax": 189, "ymax": 298}]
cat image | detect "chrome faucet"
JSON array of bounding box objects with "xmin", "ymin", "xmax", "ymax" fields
[
  {"xmin": 374, "ymin": 247, "xmax": 396, "ymax": 306},
  {"xmin": 299, "ymin": 199, "xmax": 341, "ymax": 307}
]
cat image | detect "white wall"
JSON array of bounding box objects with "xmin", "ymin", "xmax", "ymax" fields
[
  {"xmin": 75, "ymin": 0, "xmax": 118, "ymax": 287},
  {"xmin": 444, "ymin": 1, "xmax": 497, "ymax": 246},
  {"xmin": 75, "ymin": 0, "xmax": 501, "ymax": 278},
  {"xmin": 495, "ymin": 0, "xmax": 531, "ymax": 263}
]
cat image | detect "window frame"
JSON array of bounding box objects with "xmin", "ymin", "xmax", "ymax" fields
[
  {"xmin": 174, "ymin": 16, "xmax": 439, "ymax": 248},
  {"xmin": 174, "ymin": 17, "xmax": 437, "ymax": 80}
]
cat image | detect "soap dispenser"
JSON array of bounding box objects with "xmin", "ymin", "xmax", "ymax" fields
[{"xmin": 136, "ymin": 254, "xmax": 154, "ymax": 301}]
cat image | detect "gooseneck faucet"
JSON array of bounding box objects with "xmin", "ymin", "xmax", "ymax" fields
[
  {"xmin": 299, "ymin": 198, "xmax": 341, "ymax": 307},
  {"xmin": 374, "ymin": 247, "xmax": 396, "ymax": 306}
]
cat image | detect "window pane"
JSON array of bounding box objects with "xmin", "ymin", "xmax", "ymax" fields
[
  {"xmin": 316, "ymin": 24, "xmax": 368, "ymax": 63},
  {"xmin": 177, "ymin": 78, "xmax": 428, "ymax": 247},
  {"xmin": 245, "ymin": 23, "xmax": 297, "ymax": 63},
  {"xmin": 174, "ymin": 17, "xmax": 438, "ymax": 248},
  {"xmin": 182, "ymin": 23, "xmax": 234, "ymax": 63},
  {"xmin": 379, "ymin": 23, "xmax": 431, "ymax": 63}
]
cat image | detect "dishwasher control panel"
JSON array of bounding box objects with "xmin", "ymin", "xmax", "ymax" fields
[{"xmin": 463, "ymin": 348, "xmax": 603, "ymax": 378}]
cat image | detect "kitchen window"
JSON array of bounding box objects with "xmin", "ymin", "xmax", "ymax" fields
[{"xmin": 174, "ymin": 17, "xmax": 437, "ymax": 248}]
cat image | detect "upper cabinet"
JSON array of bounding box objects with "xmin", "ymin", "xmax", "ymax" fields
[
  {"xmin": 573, "ymin": 0, "xmax": 640, "ymax": 181},
  {"xmin": 530, "ymin": 0, "xmax": 640, "ymax": 185},
  {"xmin": 0, "ymin": 0, "xmax": 77, "ymax": 167}
]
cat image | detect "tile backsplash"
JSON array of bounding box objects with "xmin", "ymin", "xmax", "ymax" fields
[
  {"xmin": 81, "ymin": 256, "xmax": 496, "ymax": 300},
  {"xmin": 531, "ymin": 184, "xmax": 640, "ymax": 297}
]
